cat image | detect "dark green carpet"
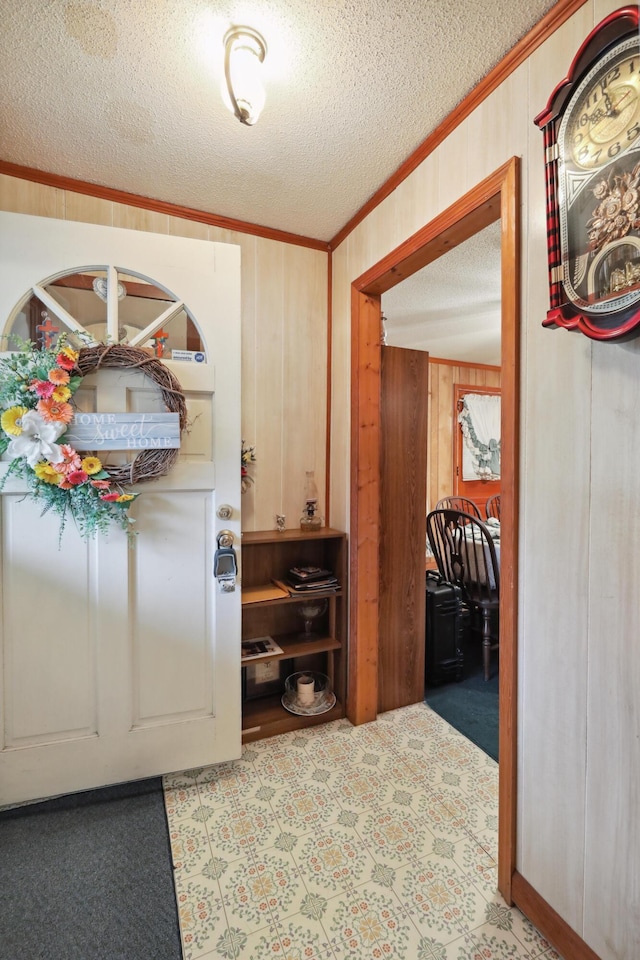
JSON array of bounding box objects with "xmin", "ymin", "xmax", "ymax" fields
[
  {"xmin": 0, "ymin": 778, "xmax": 181, "ymax": 960},
  {"xmin": 425, "ymin": 641, "xmax": 499, "ymax": 762}
]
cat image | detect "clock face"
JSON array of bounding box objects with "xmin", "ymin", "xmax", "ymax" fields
[
  {"xmin": 558, "ymin": 34, "xmax": 640, "ymax": 317},
  {"xmin": 566, "ymin": 48, "xmax": 640, "ymax": 170}
]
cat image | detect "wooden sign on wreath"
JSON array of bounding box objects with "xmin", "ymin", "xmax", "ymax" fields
[{"xmin": 75, "ymin": 343, "xmax": 188, "ymax": 485}]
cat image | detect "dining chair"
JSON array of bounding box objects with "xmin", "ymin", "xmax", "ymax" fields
[
  {"xmin": 426, "ymin": 508, "xmax": 500, "ymax": 681},
  {"xmin": 434, "ymin": 496, "xmax": 482, "ymax": 519},
  {"xmin": 485, "ymin": 493, "xmax": 501, "ymax": 521}
]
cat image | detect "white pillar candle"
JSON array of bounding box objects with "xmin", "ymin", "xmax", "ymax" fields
[{"xmin": 297, "ymin": 674, "xmax": 315, "ymax": 707}]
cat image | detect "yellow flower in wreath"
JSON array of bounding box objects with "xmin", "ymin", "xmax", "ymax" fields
[
  {"xmin": 116, "ymin": 493, "xmax": 135, "ymax": 503},
  {"xmin": 52, "ymin": 385, "xmax": 72, "ymax": 403},
  {"xmin": 81, "ymin": 456, "xmax": 103, "ymax": 476},
  {"xmin": 34, "ymin": 461, "xmax": 63, "ymax": 485},
  {"xmin": 1, "ymin": 406, "xmax": 28, "ymax": 436}
]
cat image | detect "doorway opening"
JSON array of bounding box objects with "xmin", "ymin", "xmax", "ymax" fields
[
  {"xmin": 347, "ymin": 157, "xmax": 520, "ymax": 902},
  {"xmin": 380, "ymin": 229, "xmax": 502, "ymax": 763}
]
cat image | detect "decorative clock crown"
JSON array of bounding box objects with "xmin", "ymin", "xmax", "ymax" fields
[{"xmin": 534, "ymin": 6, "xmax": 640, "ymax": 341}]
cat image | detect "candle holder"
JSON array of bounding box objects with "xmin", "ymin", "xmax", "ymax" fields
[{"xmin": 282, "ymin": 671, "xmax": 335, "ymax": 716}]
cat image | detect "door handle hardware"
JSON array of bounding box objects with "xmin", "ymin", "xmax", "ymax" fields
[{"xmin": 214, "ymin": 530, "xmax": 237, "ymax": 591}]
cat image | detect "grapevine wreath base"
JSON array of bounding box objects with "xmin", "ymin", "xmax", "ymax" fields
[{"xmin": 76, "ymin": 343, "xmax": 188, "ymax": 485}]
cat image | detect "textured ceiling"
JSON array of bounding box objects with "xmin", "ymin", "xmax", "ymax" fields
[
  {"xmin": 0, "ymin": 0, "xmax": 558, "ymax": 242},
  {"xmin": 381, "ymin": 222, "xmax": 502, "ymax": 365}
]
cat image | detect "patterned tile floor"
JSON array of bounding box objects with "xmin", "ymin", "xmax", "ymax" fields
[{"xmin": 163, "ymin": 703, "xmax": 563, "ymax": 960}]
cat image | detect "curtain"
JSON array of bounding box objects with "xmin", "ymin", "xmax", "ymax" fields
[{"xmin": 458, "ymin": 393, "xmax": 501, "ymax": 480}]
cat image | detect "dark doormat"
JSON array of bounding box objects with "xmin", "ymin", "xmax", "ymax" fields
[
  {"xmin": 425, "ymin": 638, "xmax": 499, "ymax": 762},
  {"xmin": 0, "ymin": 778, "xmax": 181, "ymax": 960}
]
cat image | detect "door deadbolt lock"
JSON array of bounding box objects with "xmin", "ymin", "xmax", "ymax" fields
[{"xmin": 216, "ymin": 504, "xmax": 233, "ymax": 520}]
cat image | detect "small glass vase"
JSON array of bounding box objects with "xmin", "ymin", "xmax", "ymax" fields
[{"xmin": 297, "ymin": 598, "xmax": 328, "ymax": 641}]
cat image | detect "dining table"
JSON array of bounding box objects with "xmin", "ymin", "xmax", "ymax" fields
[{"xmin": 464, "ymin": 519, "xmax": 500, "ymax": 590}]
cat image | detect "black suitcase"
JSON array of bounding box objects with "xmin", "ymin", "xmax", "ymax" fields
[{"xmin": 425, "ymin": 570, "xmax": 464, "ymax": 685}]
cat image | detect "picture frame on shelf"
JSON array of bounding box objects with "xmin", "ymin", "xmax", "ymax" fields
[
  {"xmin": 244, "ymin": 658, "xmax": 286, "ymax": 700},
  {"xmin": 241, "ymin": 636, "xmax": 283, "ymax": 661}
]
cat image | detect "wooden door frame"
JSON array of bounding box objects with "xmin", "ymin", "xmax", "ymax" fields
[{"xmin": 348, "ymin": 156, "xmax": 520, "ymax": 902}]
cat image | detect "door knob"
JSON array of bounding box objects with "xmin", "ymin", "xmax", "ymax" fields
[{"xmin": 217, "ymin": 529, "xmax": 234, "ymax": 548}]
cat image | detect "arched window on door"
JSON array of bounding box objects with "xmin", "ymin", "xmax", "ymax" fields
[{"xmin": 3, "ymin": 266, "xmax": 204, "ymax": 359}]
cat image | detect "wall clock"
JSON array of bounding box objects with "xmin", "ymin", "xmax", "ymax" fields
[{"xmin": 534, "ymin": 6, "xmax": 640, "ymax": 340}]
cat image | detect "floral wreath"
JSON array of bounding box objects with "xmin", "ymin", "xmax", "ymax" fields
[{"xmin": 0, "ymin": 338, "xmax": 187, "ymax": 542}]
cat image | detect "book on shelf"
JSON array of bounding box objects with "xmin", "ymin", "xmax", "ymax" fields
[
  {"xmin": 241, "ymin": 636, "xmax": 284, "ymax": 662},
  {"xmin": 288, "ymin": 565, "xmax": 333, "ymax": 583},
  {"xmin": 286, "ymin": 576, "xmax": 339, "ymax": 592},
  {"xmin": 272, "ymin": 577, "xmax": 339, "ymax": 597},
  {"xmin": 286, "ymin": 565, "xmax": 339, "ymax": 591}
]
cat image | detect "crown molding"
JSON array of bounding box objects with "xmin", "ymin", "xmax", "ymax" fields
[{"xmin": 0, "ymin": 160, "xmax": 329, "ymax": 253}]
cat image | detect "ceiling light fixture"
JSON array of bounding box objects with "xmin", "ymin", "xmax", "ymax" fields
[
  {"xmin": 223, "ymin": 25, "xmax": 267, "ymax": 126},
  {"xmin": 92, "ymin": 277, "xmax": 126, "ymax": 301}
]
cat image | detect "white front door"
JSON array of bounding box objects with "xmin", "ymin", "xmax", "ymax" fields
[{"xmin": 0, "ymin": 212, "xmax": 242, "ymax": 805}]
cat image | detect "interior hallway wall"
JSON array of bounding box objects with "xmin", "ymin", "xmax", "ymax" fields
[
  {"xmin": 0, "ymin": 174, "xmax": 329, "ymax": 536},
  {"xmin": 329, "ymin": 2, "xmax": 638, "ymax": 957}
]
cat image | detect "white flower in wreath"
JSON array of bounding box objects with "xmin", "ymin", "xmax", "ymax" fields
[{"xmin": 6, "ymin": 410, "xmax": 67, "ymax": 467}]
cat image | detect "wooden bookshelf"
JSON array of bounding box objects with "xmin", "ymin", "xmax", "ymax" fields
[
  {"xmin": 240, "ymin": 528, "xmax": 347, "ymax": 742},
  {"xmin": 242, "ymin": 695, "xmax": 344, "ymax": 743}
]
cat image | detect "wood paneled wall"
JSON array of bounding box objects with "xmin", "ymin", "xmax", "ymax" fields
[
  {"xmin": 0, "ymin": 174, "xmax": 329, "ymax": 536},
  {"xmin": 427, "ymin": 359, "xmax": 501, "ymax": 512},
  {"xmin": 330, "ymin": 2, "xmax": 638, "ymax": 957}
]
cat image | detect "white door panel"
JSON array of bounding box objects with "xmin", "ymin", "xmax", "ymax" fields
[
  {"xmin": 2, "ymin": 498, "xmax": 98, "ymax": 748},
  {"xmin": 0, "ymin": 212, "xmax": 241, "ymax": 805}
]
